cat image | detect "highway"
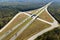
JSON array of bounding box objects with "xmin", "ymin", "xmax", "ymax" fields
[
  {"xmin": 10, "ymin": 1, "xmax": 55, "ymax": 40},
  {"xmin": 0, "ymin": 1, "xmax": 59, "ymax": 40}
]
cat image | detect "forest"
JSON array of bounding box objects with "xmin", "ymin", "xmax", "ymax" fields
[
  {"xmin": 48, "ymin": 2, "xmax": 60, "ymax": 23},
  {"xmin": 35, "ymin": 26, "xmax": 60, "ymax": 40},
  {"xmin": 0, "ymin": 7, "xmax": 18, "ymax": 29}
]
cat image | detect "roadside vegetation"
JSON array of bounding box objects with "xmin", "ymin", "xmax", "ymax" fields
[
  {"xmin": 35, "ymin": 26, "xmax": 60, "ymax": 40},
  {"xmin": 48, "ymin": 2, "xmax": 60, "ymax": 23},
  {"xmin": 0, "ymin": 7, "xmax": 18, "ymax": 29}
]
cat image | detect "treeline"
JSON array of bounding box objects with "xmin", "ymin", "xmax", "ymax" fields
[
  {"xmin": 0, "ymin": 7, "xmax": 18, "ymax": 29},
  {"xmin": 47, "ymin": 2, "xmax": 60, "ymax": 23},
  {"xmin": 35, "ymin": 26, "xmax": 60, "ymax": 40}
]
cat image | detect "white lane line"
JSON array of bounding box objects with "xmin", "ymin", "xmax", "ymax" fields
[{"xmin": 10, "ymin": 9, "xmax": 45, "ymax": 40}]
